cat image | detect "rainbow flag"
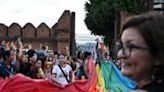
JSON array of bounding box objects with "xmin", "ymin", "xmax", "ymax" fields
[
  {"xmin": 96, "ymin": 64, "xmax": 108, "ymax": 92},
  {"xmin": 96, "ymin": 60, "xmax": 137, "ymax": 92},
  {"xmin": 0, "ymin": 59, "xmax": 137, "ymax": 92}
]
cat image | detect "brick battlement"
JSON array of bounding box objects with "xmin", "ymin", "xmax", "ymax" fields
[{"xmin": 0, "ymin": 10, "xmax": 76, "ymax": 56}]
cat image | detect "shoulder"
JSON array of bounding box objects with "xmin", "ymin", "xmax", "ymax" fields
[
  {"xmin": 0, "ymin": 62, "xmax": 5, "ymax": 66},
  {"xmin": 141, "ymin": 81, "xmax": 164, "ymax": 92},
  {"xmin": 65, "ymin": 64, "xmax": 72, "ymax": 70},
  {"xmin": 52, "ymin": 65, "xmax": 60, "ymax": 72},
  {"xmin": 0, "ymin": 62, "xmax": 5, "ymax": 69},
  {"xmin": 52, "ymin": 65, "xmax": 59, "ymax": 69}
]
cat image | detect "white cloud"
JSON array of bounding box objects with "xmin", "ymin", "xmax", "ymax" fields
[{"xmin": 0, "ymin": 0, "xmax": 90, "ymax": 35}]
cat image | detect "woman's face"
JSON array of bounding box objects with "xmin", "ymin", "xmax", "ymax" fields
[
  {"xmin": 9, "ymin": 50, "xmax": 16, "ymax": 61},
  {"xmin": 59, "ymin": 59, "xmax": 67, "ymax": 66},
  {"xmin": 117, "ymin": 27, "xmax": 154, "ymax": 81},
  {"xmin": 29, "ymin": 53, "xmax": 37, "ymax": 63},
  {"xmin": 35, "ymin": 60, "xmax": 42, "ymax": 68}
]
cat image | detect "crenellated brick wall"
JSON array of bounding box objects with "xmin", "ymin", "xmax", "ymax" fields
[{"xmin": 0, "ymin": 10, "xmax": 76, "ymax": 56}]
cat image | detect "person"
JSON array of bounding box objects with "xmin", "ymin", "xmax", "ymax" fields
[
  {"xmin": 43, "ymin": 56, "xmax": 53, "ymax": 80},
  {"xmin": 0, "ymin": 50, "xmax": 16, "ymax": 78},
  {"xmin": 70, "ymin": 57, "xmax": 78, "ymax": 75},
  {"xmin": 76, "ymin": 51, "xmax": 91, "ymax": 80},
  {"xmin": 117, "ymin": 12, "xmax": 164, "ymax": 92},
  {"xmin": 17, "ymin": 54, "xmax": 31, "ymax": 76},
  {"xmin": 51, "ymin": 58, "xmax": 73, "ymax": 87},
  {"xmin": 27, "ymin": 59, "xmax": 44, "ymax": 79},
  {"xmin": 52, "ymin": 52, "xmax": 59, "ymax": 65}
]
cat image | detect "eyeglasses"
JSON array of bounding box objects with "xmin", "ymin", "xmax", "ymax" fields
[{"xmin": 116, "ymin": 40, "xmax": 149, "ymax": 57}]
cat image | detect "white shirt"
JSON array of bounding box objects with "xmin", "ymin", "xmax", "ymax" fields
[{"xmin": 52, "ymin": 64, "xmax": 72, "ymax": 85}]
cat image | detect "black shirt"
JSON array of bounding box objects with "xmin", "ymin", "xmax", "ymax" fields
[
  {"xmin": 140, "ymin": 81, "xmax": 164, "ymax": 92},
  {"xmin": 18, "ymin": 62, "xmax": 31, "ymax": 76}
]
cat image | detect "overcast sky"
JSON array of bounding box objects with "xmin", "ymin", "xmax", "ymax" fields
[{"xmin": 0, "ymin": 0, "xmax": 91, "ymax": 35}]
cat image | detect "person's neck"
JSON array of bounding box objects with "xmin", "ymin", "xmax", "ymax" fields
[
  {"xmin": 61, "ymin": 64, "xmax": 66, "ymax": 68},
  {"xmin": 137, "ymin": 77, "xmax": 152, "ymax": 88}
]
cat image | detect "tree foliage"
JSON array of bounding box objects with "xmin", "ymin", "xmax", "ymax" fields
[{"xmin": 84, "ymin": 0, "xmax": 148, "ymax": 47}]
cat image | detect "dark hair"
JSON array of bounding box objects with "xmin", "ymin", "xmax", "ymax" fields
[
  {"xmin": 72, "ymin": 57, "xmax": 77, "ymax": 62},
  {"xmin": 0, "ymin": 47, "xmax": 5, "ymax": 58},
  {"xmin": 3, "ymin": 50, "xmax": 11, "ymax": 60},
  {"xmin": 41, "ymin": 45, "xmax": 46, "ymax": 50},
  {"xmin": 26, "ymin": 49, "xmax": 36, "ymax": 58},
  {"xmin": 121, "ymin": 12, "xmax": 164, "ymax": 82},
  {"xmin": 77, "ymin": 51, "xmax": 83, "ymax": 59},
  {"xmin": 83, "ymin": 51, "xmax": 91, "ymax": 60},
  {"xmin": 54, "ymin": 52, "xmax": 59, "ymax": 56}
]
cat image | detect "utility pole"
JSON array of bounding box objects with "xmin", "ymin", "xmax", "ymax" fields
[
  {"xmin": 147, "ymin": 0, "xmax": 153, "ymax": 11},
  {"xmin": 114, "ymin": 12, "xmax": 120, "ymax": 60}
]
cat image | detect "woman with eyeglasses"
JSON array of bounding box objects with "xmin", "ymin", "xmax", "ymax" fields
[{"xmin": 117, "ymin": 12, "xmax": 164, "ymax": 92}]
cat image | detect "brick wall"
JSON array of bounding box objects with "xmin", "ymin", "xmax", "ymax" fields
[{"xmin": 0, "ymin": 10, "xmax": 76, "ymax": 55}]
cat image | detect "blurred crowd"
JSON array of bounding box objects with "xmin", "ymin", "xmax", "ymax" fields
[{"xmin": 0, "ymin": 37, "xmax": 100, "ymax": 86}]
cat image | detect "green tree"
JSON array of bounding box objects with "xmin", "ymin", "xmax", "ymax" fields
[{"xmin": 84, "ymin": 0, "xmax": 148, "ymax": 56}]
